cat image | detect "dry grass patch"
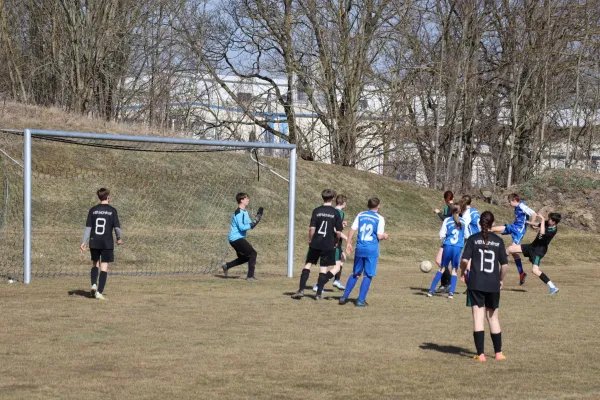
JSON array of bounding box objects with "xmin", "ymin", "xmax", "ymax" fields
[{"xmin": 1, "ymin": 254, "xmax": 599, "ymax": 400}]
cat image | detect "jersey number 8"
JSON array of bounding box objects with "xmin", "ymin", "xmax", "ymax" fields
[{"xmin": 95, "ymin": 218, "xmax": 107, "ymax": 235}]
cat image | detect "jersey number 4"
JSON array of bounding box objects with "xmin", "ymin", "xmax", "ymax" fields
[
  {"xmin": 95, "ymin": 218, "xmax": 107, "ymax": 235},
  {"xmin": 318, "ymin": 221, "xmax": 328, "ymax": 237}
]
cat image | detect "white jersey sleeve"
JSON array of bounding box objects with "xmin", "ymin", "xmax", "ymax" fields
[
  {"xmin": 519, "ymin": 202, "xmax": 535, "ymax": 216},
  {"xmin": 377, "ymin": 215, "xmax": 385, "ymax": 235},
  {"xmin": 462, "ymin": 217, "xmax": 470, "ymax": 239},
  {"xmin": 439, "ymin": 218, "xmax": 449, "ymax": 240},
  {"xmin": 351, "ymin": 214, "xmax": 360, "ymax": 231}
]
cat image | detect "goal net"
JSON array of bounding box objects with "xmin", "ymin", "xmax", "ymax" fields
[{"xmin": 0, "ymin": 129, "xmax": 295, "ymax": 281}]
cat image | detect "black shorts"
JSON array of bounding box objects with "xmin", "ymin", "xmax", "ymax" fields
[
  {"xmin": 91, "ymin": 248, "xmax": 114, "ymax": 263},
  {"xmin": 466, "ymin": 289, "xmax": 500, "ymax": 310},
  {"xmin": 521, "ymin": 244, "xmax": 546, "ymax": 266},
  {"xmin": 306, "ymin": 247, "xmax": 336, "ymax": 267}
]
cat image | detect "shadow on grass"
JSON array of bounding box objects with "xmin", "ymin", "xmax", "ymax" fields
[
  {"xmin": 409, "ymin": 286, "xmax": 429, "ymax": 296},
  {"xmin": 68, "ymin": 290, "xmax": 91, "ymax": 298},
  {"xmin": 214, "ymin": 275, "xmax": 241, "ymax": 279},
  {"xmin": 502, "ymin": 288, "xmax": 527, "ymax": 293},
  {"xmin": 419, "ymin": 342, "xmax": 475, "ymax": 358}
]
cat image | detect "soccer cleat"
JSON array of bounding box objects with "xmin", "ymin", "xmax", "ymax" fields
[
  {"xmin": 338, "ymin": 297, "xmax": 347, "ymax": 305},
  {"xmin": 221, "ymin": 262, "xmax": 228, "ymax": 277},
  {"xmin": 426, "ymin": 291, "xmax": 433, "ymax": 297},
  {"xmin": 314, "ymin": 295, "xmax": 322, "ymax": 301},
  {"xmin": 495, "ymin": 352, "xmax": 506, "ymax": 361},
  {"xmin": 291, "ymin": 291, "xmax": 304, "ymax": 299},
  {"xmin": 333, "ymin": 280, "xmax": 345, "ymax": 290},
  {"xmin": 447, "ymin": 293, "xmax": 454, "ymax": 299},
  {"xmin": 90, "ymin": 284, "xmax": 97, "ymax": 298},
  {"xmin": 519, "ymin": 272, "xmax": 527, "ymax": 286},
  {"xmin": 312, "ymin": 284, "xmax": 318, "ymax": 292},
  {"xmin": 436, "ymin": 285, "xmax": 447, "ymax": 293},
  {"xmin": 549, "ymin": 287, "xmax": 560, "ymax": 295},
  {"xmin": 245, "ymin": 277, "xmax": 259, "ymax": 281},
  {"xmin": 474, "ymin": 354, "xmax": 487, "ymax": 362},
  {"xmin": 95, "ymin": 292, "xmax": 106, "ymax": 300},
  {"xmin": 356, "ymin": 301, "xmax": 368, "ymax": 307}
]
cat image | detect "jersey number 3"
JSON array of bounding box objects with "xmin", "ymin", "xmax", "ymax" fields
[{"xmin": 450, "ymin": 229, "xmax": 459, "ymax": 244}]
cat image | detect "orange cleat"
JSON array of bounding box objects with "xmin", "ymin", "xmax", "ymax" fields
[
  {"xmin": 495, "ymin": 352, "xmax": 506, "ymax": 360},
  {"xmin": 474, "ymin": 354, "xmax": 487, "ymax": 362}
]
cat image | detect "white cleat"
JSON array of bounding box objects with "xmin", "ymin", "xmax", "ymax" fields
[
  {"xmin": 90, "ymin": 284, "xmax": 97, "ymax": 298},
  {"xmin": 333, "ymin": 280, "xmax": 345, "ymax": 290},
  {"xmin": 95, "ymin": 291, "xmax": 106, "ymax": 300}
]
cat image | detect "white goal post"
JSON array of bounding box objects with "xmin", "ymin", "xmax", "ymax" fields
[{"xmin": 22, "ymin": 128, "xmax": 297, "ymax": 283}]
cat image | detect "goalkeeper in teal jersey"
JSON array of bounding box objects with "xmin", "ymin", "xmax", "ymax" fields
[{"xmin": 221, "ymin": 193, "xmax": 263, "ymax": 280}]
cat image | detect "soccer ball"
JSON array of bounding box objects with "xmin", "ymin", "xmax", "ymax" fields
[{"xmin": 420, "ymin": 260, "xmax": 433, "ymax": 273}]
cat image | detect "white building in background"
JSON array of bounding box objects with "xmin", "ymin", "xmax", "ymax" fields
[{"xmin": 118, "ymin": 73, "xmax": 600, "ymax": 188}]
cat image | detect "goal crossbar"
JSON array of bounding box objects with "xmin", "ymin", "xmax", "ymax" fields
[{"xmin": 22, "ymin": 128, "xmax": 298, "ymax": 283}]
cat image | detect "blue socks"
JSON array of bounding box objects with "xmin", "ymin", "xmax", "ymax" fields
[
  {"xmin": 449, "ymin": 275, "xmax": 457, "ymax": 294},
  {"xmin": 343, "ymin": 274, "xmax": 359, "ymax": 299},
  {"xmin": 429, "ymin": 271, "xmax": 443, "ymax": 293},
  {"xmin": 358, "ymin": 275, "xmax": 372, "ymax": 302},
  {"xmin": 515, "ymin": 258, "xmax": 524, "ymax": 274}
]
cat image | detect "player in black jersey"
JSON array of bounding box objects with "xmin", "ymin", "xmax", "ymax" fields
[
  {"xmin": 291, "ymin": 189, "xmax": 342, "ymax": 300},
  {"xmin": 80, "ymin": 188, "xmax": 123, "ymax": 300},
  {"xmin": 312, "ymin": 194, "xmax": 348, "ymax": 292},
  {"xmin": 460, "ymin": 211, "xmax": 508, "ymax": 362},
  {"xmin": 506, "ymin": 213, "xmax": 561, "ymax": 295}
]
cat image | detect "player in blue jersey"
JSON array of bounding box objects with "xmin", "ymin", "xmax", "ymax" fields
[
  {"xmin": 427, "ymin": 204, "xmax": 469, "ymax": 299},
  {"xmin": 433, "ymin": 190, "xmax": 454, "ymax": 291},
  {"xmin": 492, "ymin": 193, "xmax": 537, "ymax": 285},
  {"xmin": 461, "ymin": 195, "xmax": 481, "ymax": 236},
  {"xmin": 221, "ymin": 193, "xmax": 263, "ymax": 280},
  {"xmin": 460, "ymin": 195, "xmax": 480, "ymax": 290},
  {"xmin": 338, "ymin": 197, "xmax": 389, "ymax": 307}
]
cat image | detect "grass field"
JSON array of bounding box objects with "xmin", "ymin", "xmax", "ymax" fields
[
  {"xmin": 2, "ymin": 231, "xmax": 600, "ymax": 400},
  {"xmin": 3, "ymin": 102, "xmax": 600, "ymax": 399}
]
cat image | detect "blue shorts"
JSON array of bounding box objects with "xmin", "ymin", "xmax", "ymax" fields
[
  {"xmin": 352, "ymin": 256, "xmax": 378, "ymax": 277},
  {"xmin": 441, "ymin": 246, "xmax": 462, "ymax": 270},
  {"xmin": 502, "ymin": 224, "xmax": 526, "ymax": 245}
]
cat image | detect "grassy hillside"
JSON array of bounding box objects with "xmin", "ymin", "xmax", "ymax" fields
[{"xmin": 0, "ymin": 102, "xmax": 593, "ymax": 280}]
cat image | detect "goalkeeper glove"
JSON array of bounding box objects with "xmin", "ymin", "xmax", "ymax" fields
[{"xmin": 250, "ymin": 207, "xmax": 264, "ymax": 229}]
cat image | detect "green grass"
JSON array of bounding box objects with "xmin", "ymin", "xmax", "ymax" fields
[
  {"xmin": 1, "ymin": 255, "xmax": 600, "ymax": 400},
  {"xmin": 2, "ymin": 105, "xmax": 600, "ymax": 399}
]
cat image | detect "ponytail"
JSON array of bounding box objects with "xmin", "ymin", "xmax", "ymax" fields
[
  {"xmin": 480, "ymin": 211, "xmax": 495, "ymax": 249},
  {"xmin": 458, "ymin": 199, "xmax": 467, "ymax": 215},
  {"xmin": 452, "ymin": 204, "xmax": 462, "ymax": 229}
]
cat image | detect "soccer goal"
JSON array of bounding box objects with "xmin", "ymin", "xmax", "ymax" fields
[{"xmin": 0, "ymin": 128, "xmax": 297, "ymax": 283}]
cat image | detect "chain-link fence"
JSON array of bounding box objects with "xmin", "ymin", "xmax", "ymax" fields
[{"xmin": 0, "ymin": 130, "xmax": 293, "ymax": 280}]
